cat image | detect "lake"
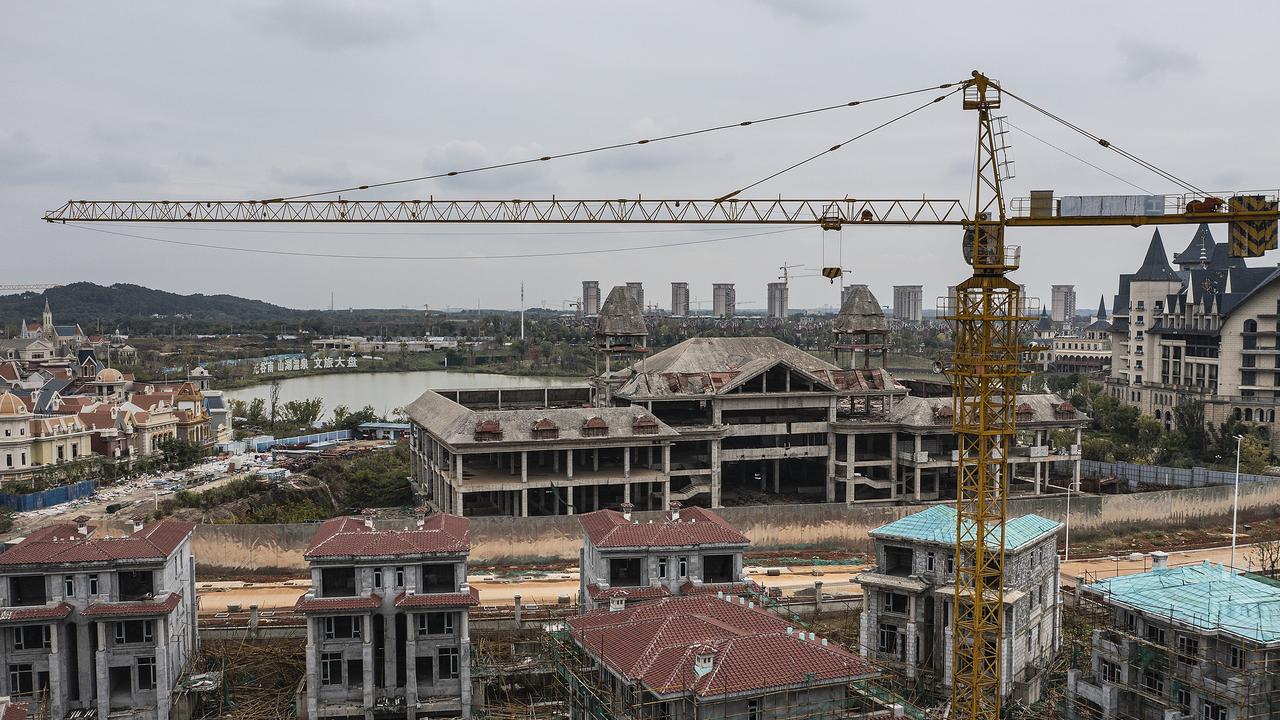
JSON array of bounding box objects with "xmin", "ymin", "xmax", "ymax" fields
[{"xmin": 225, "ymin": 370, "xmax": 585, "ymax": 420}]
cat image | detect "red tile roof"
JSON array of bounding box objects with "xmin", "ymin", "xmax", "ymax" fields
[
  {"xmin": 393, "ymin": 587, "xmax": 480, "ymax": 608},
  {"xmin": 0, "ymin": 519, "xmax": 194, "ymax": 568},
  {"xmin": 305, "ymin": 515, "xmax": 469, "ymax": 559},
  {"xmin": 295, "ymin": 594, "xmax": 382, "ymax": 613},
  {"xmin": 567, "ymin": 595, "xmax": 878, "ymax": 698},
  {"xmin": 83, "ymin": 592, "xmax": 182, "ymax": 618},
  {"xmin": 579, "ymin": 508, "xmax": 748, "ymax": 549},
  {"xmin": 0, "ymin": 602, "xmax": 73, "ymax": 624}
]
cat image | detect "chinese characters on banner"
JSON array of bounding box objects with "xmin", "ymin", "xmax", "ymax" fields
[{"xmin": 252, "ymin": 356, "xmax": 359, "ymax": 375}]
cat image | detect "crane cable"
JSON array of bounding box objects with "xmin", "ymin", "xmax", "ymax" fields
[
  {"xmin": 266, "ymin": 81, "xmax": 964, "ymax": 202},
  {"xmin": 1003, "ymin": 120, "xmax": 1155, "ymax": 195},
  {"xmin": 998, "ymin": 85, "xmax": 1210, "ymax": 197},
  {"xmin": 715, "ymin": 86, "xmax": 963, "ymax": 201}
]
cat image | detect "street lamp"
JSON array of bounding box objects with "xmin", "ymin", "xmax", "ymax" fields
[{"xmin": 1231, "ymin": 434, "xmax": 1244, "ymax": 572}]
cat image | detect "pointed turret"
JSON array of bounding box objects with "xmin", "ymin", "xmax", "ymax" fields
[
  {"xmin": 1172, "ymin": 224, "xmax": 1214, "ymax": 269},
  {"xmin": 832, "ymin": 285, "xmax": 888, "ymax": 369},
  {"xmin": 1096, "ymin": 295, "xmax": 1107, "ymax": 321},
  {"xmin": 1132, "ymin": 229, "xmax": 1181, "ymax": 282},
  {"xmin": 593, "ymin": 286, "xmax": 649, "ymax": 403}
]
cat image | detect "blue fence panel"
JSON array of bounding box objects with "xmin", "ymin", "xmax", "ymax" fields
[
  {"xmin": 252, "ymin": 430, "xmax": 353, "ymax": 452},
  {"xmin": 1082, "ymin": 460, "xmax": 1276, "ymax": 488},
  {"xmin": 0, "ymin": 479, "xmax": 97, "ymax": 512}
]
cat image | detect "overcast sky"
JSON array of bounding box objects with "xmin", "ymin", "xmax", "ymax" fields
[{"xmin": 4, "ymin": 2, "xmax": 1279, "ymax": 315}]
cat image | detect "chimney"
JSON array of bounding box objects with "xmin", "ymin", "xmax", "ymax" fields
[
  {"xmin": 360, "ymin": 508, "xmax": 376, "ymax": 530},
  {"xmin": 74, "ymin": 515, "xmax": 91, "ymax": 536},
  {"xmin": 415, "ymin": 505, "xmax": 430, "ymax": 529},
  {"xmin": 131, "ymin": 516, "xmax": 145, "ymax": 533},
  {"xmin": 609, "ymin": 597, "xmax": 625, "ymax": 612},
  {"xmin": 620, "ymin": 502, "xmax": 634, "ymax": 522},
  {"xmin": 1150, "ymin": 550, "xmax": 1169, "ymax": 571},
  {"xmin": 692, "ymin": 645, "xmax": 715, "ymax": 677},
  {"xmin": 668, "ymin": 501, "xmax": 681, "ymax": 521}
]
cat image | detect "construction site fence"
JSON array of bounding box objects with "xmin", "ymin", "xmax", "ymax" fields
[
  {"xmin": 1081, "ymin": 460, "xmax": 1278, "ymax": 489},
  {"xmin": 250, "ymin": 429, "xmax": 352, "ymax": 452},
  {"xmin": 0, "ymin": 479, "xmax": 95, "ymax": 511}
]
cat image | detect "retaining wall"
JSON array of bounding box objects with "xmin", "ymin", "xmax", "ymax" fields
[{"xmin": 191, "ymin": 481, "xmax": 1280, "ymax": 575}]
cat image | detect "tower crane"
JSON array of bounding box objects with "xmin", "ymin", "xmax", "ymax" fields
[{"xmin": 40, "ymin": 71, "xmax": 1280, "ymax": 720}]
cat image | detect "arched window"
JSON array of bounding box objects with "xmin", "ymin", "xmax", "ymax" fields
[
  {"xmin": 1245, "ymin": 408, "xmax": 1253, "ymax": 421},
  {"xmin": 1244, "ymin": 319, "xmax": 1258, "ymax": 350},
  {"xmin": 1235, "ymin": 408, "xmax": 1243, "ymax": 420}
]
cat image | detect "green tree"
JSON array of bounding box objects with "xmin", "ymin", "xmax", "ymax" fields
[
  {"xmin": 1239, "ymin": 435, "xmax": 1271, "ymax": 475},
  {"xmin": 282, "ymin": 397, "xmax": 324, "ymax": 427},
  {"xmin": 156, "ymin": 437, "xmax": 205, "ymax": 470},
  {"xmin": 1172, "ymin": 400, "xmax": 1209, "ymax": 459}
]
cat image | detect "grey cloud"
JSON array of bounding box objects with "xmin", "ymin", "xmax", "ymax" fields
[
  {"xmin": 0, "ymin": 130, "xmax": 166, "ymax": 189},
  {"xmin": 420, "ymin": 140, "xmax": 562, "ymax": 194},
  {"xmin": 748, "ymin": 0, "xmax": 856, "ymax": 22},
  {"xmin": 1117, "ymin": 40, "xmax": 1199, "ymax": 83},
  {"xmin": 258, "ymin": 0, "xmax": 434, "ymax": 51}
]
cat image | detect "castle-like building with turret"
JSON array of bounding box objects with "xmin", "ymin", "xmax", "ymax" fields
[
  {"xmin": 1106, "ymin": 224, "xmax": 1280, "ymax": 432},
  {"xmin": 407, "ymin": 285, "xmax": 1088, "ymax": 517}
]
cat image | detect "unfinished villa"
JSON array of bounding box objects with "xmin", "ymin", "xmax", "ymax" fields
[
  {"xmin": 576, "ymin": 502, "xmax": 751, "ymax": 611},
  {"xmin": 557, "ymin": 594, "xmax": 905, "ymax": 720},
  {"xmin": 408, "ymin": 285, "xmax": 1087, "ymax": 517},
  {"xmin": 295, "ymin": 511, "xmax": 479, "ymax": 720},
  {"xmin": 857, "ymin": 506, "xmax": 1063, "ymax": 704},
  {"xmin": 1067, "ymin": 557, "xmax": 1280, "ymax": 720},
  {"xmin": 0, "ymin": 517, "xmax": 197, "ymax": 720}
]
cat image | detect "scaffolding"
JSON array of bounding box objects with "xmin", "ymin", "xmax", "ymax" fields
[{"xmin": 1061, "ymin": 565, "xmax": 1280, "ymax": 720}]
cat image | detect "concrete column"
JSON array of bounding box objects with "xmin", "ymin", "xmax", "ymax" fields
[
  {"xmin": 566, "ymin": 449, "xmax": 573, "ymax": 479},
  {"xmin": 592, "ymin": 485, "xmax": 600, "ymax": 511},
  {"xmin": 662, "ymin": 481, "xmax": 670, "ymax": 509},
  {"xmin": 520, "ymin": 487, "xmax": 528, "ymax": 517},
  {"xmin": 384, "ymin": 610, "xmax": 397, "ymax": 692},
  {"xmin": 662, "ymin": 445, "xmax": 671, "ymax": 475},
  {"xmin": 647, "ymin": 446, "xmax": 654, "ymax": 468},
  {"xmin": 772, "ymin": 458, "xmax": 780, "ymax": 494},
  {"xmin": 1033, "ymin": 430, "xmax": 1043, "ymax": 494},
  {"xmin": 520, "ymin": 451, "xmax": 528, "ymax": 483},
  {"xmin": 826, "ymin": 435, "xmax": 837, "ymax": 502},
  {"xmin": 913, "ymin": 434, "xmax": 923, "ymax": 501},
  {"xmin": 155, "ymin": 616, "xmax": 171, "ymax": 720},
  {"xmin": 623, "ymin": 483, "xmax": 631, "ymax": 504},
  {"xmin": 455, "ymin": 454, "xmax": 464, "ymax": 489},
  {"xmin": 362, "ymin": 613, "xmax": 375, "ymax": 710},
  {"xmin": 77, "ymin": 622, "xmax": 94, "ymax": 708},
  {"xmin": 405, "ymin": 614, "xmax": 418, "ymax": 718},
  {"xmin": 95, "ymin": 622, "xmax": 109, "ymax": 720},
  {"xmin": 567, "ymin": 486, "xmax": 575, "ymax": 515},
  {"xmin": 710, "ymin": 441, "xmax": 722, "ymax": 507},
  {"xmin": 453, "ymin": 489, "xmax": 464, "ymax": 516},
  {"xmin": 513, "ymin": 595, "xmax": 523, "ymax": 629},
  {"xmin": 1073, "ymin": 427, "xmax": 1083, "ymax": 491},
  {"xmin": 49, "ymin": 620, "xmax": 64, "ymax": 720},
  {"xmin": 304, "ymin": 617, "xmax": 319, "ymax": 720},
  {"xmin": 890, "ymin": 433, "xmax": 899, "ymax": 499},
  {"xmin": 814, "ymin": 581, "xmax": 824, "ymax": 617},
  {"xmin": 623, "ymin": 447, "xmax": 630, "ymax": 479},
  {"xmin": 593, "ymin": 448, "xmax": 599, "ymax": 471}
]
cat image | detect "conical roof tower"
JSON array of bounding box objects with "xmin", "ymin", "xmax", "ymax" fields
[{"xmin": 832, "ymin": 285, "xmax": 889, "ymax": 369}]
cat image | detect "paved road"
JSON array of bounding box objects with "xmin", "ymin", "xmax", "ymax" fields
[{"xmin": 194, "ymin": 544, "xmax": 1268, "ymax": 615}]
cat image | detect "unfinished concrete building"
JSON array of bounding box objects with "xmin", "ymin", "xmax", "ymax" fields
[
  {"xmin": 296, "ymin": 512, "xmax": 479, "ymax": 720},
  {"xmin": 408, "ymin": 286, "xmax": 1087, "ymax": 515},
  {"xmin": 576, "ymin": 503, "xmax": 750, "ymax": 611},
  {"xmin": 558, "ymin": 594, "xmax": 899, "ymax": 720},
  {"xmin": 858, "ymin": 506, "xmax": 1063, "ymax": 704},
  {"xmin": 671, "ymin": 282, "xmax": 690, "ymax": 318},
  {"xmin": 712, "ymin": 283, "xmax": 736, "ymax": 319},
  {"xmin": 0, "ymin": 517, "xmax": 197, "ymax": 720},
  {"xmin": 1067, "ymin": 557, "xmax": 1280, "ymax": 720}
]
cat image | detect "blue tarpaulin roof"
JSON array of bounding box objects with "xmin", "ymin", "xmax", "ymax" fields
[
  {"xmin": 870, "ymin": 505, "xmax": 1062, "ymax": 552},
  {"xmin": 1088, "ymin": 562, "xmax": 1280, "ymax": 644}
]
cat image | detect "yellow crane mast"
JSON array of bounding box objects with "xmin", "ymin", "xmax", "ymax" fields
[{"xmin": 41, "ymin": 71, "xmax": 1280, "ymax": 720}]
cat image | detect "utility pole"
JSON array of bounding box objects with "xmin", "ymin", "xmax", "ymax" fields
[{"xmin": 520, "ymin": 282, "xmax": 525, "ymax": 341}]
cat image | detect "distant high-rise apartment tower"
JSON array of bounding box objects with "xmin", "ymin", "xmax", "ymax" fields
[
  {"xmin": 712, "ymin": 283, "xmax": 736, "ymax": 319},
  {"xmin": 892, "ymin": 285, "xmax": 923, "ymax": 322},
  {"xmin": 670, "ymin": 282, "xmax": 690, "ymax": 318},
  {"xmin": 582, "ymin": 280, "xmax": 601, "ymax": 316},
  {"xmin": 626, "ymin": 282, "xmax": 644, "ymax": 310},
  {"xmin": 767, "ymin": 282, "xmax": 789, "ymax": 320},
  {"xmin": 1051, "ymin": 284, "xmax": 1077, "ymax": 323}
]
